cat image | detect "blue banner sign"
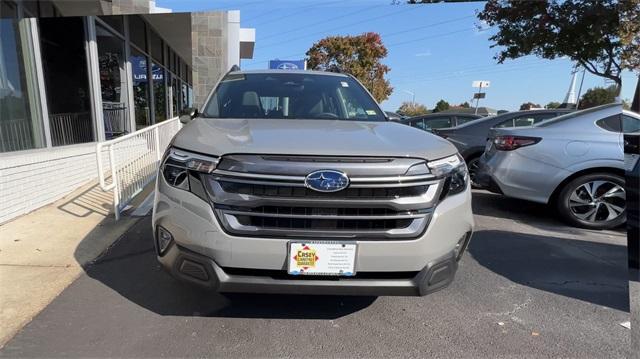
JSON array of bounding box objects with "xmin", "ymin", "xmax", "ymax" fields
[
  {"xmin": 268, "ymin": 60, "xmax": 306, "ymax": 70},
  {"xmin": 131, "ymin": 56, "xmax": 164, "ymax": 82}
]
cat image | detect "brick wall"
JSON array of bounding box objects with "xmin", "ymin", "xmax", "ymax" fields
[{"xmin": 0, "ymin": 143, "xmax": 108, "ymax": 224}]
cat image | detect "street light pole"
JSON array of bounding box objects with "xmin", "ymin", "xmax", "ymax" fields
[
  {"xmin": 403, "ymin": 90, "xmax": 416, "ymax": 106},
  {"xmin": 474, "ymin": 83, "xmax": 483, "ymax": 115}
]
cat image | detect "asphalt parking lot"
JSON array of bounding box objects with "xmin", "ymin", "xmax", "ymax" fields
[{"xmin": 0, "ymin": 190, "xmax": 630, "ymax": 358}]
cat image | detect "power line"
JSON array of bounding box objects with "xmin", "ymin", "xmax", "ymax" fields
[
  {"xmin": 255, "ymin": 4, "xmax": 393, "ymax": 46},
  {"xmin": 392, "ymin": 61, "xmax": 558, "ymax": 86},
  {"xmin": 386, "ymin": 27, "xmax": 476, "ymax": 47},
  {"xmin": 256, "ymin": 11, "xmax": 472, "ymax": 51},
  {"xmin": 380, "ymin": 14, "xmax": 474, "ymax": 39},
  {"xmin": 391, "ymin": 57, "xmax": 547, "ymax": 80},
  {"xmin": 249, "ymin": 0, "xmax": 344, "ymax": 27},
  {"xmin": 246, "ymin": 17, "xmax": 479, "ymax": 65}
]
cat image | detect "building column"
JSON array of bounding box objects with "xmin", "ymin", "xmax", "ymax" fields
[
  {"xmin": 84, "ymin": 16, "xmax": 105, "ymax": 142},
  {"xmin": 191, "ymin": 11, "xmax": 225, "ymax": 109},
  {"xmin": 122, "ymin": 16, "xmax": 137, "ymax": 133}
]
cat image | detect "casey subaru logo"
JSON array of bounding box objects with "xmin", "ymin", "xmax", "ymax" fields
[{"xmin": 305, "ymin": 170, "xmax": 349, "ymax": 192}]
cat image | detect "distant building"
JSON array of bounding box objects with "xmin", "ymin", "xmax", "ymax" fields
[{"xmin": 0, "ymin": 0, "xmax": 255, "ymax": 223}]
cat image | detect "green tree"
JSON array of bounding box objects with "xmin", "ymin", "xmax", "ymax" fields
[
  {"xmin": 578, "ymin": 86, "xmax": 617, "ymax": 109},
  {"xmin": 478, "ymin": 0, "xmax": 624, "ymax": 92},
  {"xmin": 458, "ymin": 101, "xmax": 470, "ymax": 108},
  {"xmin": 620, "ymin": 1, "xmax": 640, "ymax": 112},
  {"xmin": 397, "ymin": 101, "xmax": 429, "ymax": 117},
  {"xmin": 433, "ymin": 99, "xmax": 450, "ymax": 113},
  {"xmin": 620, "ymin": 1, "xmax": 640, "ymax": 72},
  {"xmin": 306, "ymin": 32, "xmax": 393, "ymax": 102},
  {"xmin": 519, "ymin": 102, "xmax": 542, "ymax": 110},
  {"xmin": 545, "ymin": 101, "xmax": 561, "ymax": 109}
]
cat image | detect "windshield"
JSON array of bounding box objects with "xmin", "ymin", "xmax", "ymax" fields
[{"xmin": 202, "ymin": 72, "xmax": 386, "ymax": 121}]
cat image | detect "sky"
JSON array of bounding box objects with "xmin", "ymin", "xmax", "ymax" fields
[{"xmin": 158, "ymin": 0, "xmax": 638, "ymax": 112}]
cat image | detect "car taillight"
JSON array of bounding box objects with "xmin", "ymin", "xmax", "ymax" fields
[{"xmin": 493, "ymin": 135, "xmax": 541, "ymax": 151}]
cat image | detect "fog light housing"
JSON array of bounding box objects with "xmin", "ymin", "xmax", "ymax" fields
[{"xmin": 156, "ymin": 226, "xmax": 173, "ymax": 255}]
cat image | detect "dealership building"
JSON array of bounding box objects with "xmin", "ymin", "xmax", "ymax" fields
[{"xmin": 0, "ymin": 0, "xmax": 255, "ymax": 223}]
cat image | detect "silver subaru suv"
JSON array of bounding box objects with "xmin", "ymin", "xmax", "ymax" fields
[{"xmin": 152, "ymin": 70, "xmax": 474, "ymax": 296}]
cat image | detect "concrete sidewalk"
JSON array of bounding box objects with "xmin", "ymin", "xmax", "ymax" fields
[{"xmin": 0, "ymin": 181, "xmax": 145, "ymax": 347}]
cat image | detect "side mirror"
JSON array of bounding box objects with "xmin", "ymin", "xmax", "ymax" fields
[{"xmin": 179, "ymin": 107, "xmax": 198, "ymax": 124}]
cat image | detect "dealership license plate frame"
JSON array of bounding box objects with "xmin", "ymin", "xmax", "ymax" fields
[{"xmin": 287, "ymin": 241, "xmax": 357, "ymax": 276}]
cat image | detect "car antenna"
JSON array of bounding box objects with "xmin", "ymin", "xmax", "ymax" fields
[{"xmin": 230, "ymin": 64, "xmax": 241, "ymax": 72}]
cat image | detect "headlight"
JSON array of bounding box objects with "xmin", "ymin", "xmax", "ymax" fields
[
  {"xmin": 427, "ymin": 154, "xmax": 468, "ymax": 198},
  {"xmin": 161, "ymin": 148, "xmax": 219, "ymax": 191}
]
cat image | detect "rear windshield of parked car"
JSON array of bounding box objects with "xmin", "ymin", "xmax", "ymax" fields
[
  {"xmin": 202, "ymin": 72, "xmax": 386, "ymax": 121},
  {"xmin": 535, "ymin": 104, "xmax": 620, "ymax": 128}
]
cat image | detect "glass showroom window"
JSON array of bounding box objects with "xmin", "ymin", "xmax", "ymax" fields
[
  {"xmin": 171, "ymin": 75, "xmax": 179, "ymax": 116},
  {"xmin": 39, "ymin": 17, "xmax": 94, "ymax": 146},
  {"xmin": 96, "ymin": 22, "xmax": 129, "ymax": 139},
  {"xmin": 152, "ymin": 62, "xmax": 167, "ymax": 122},
  {"xmin": 130, "ymin": 48, "xmax": 150, "ymax": 130},
  {"xmin": 0, "ymin": 2, "xmax": 44, "ymax": 153}
]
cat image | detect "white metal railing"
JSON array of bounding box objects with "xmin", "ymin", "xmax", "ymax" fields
[{"xmin": 97, "ymin": 117, "xmax": 182, "ymax": 220}]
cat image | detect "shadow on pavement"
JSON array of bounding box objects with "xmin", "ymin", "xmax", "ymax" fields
[
  {"xmin": 469, "ymin": 229, "xmax": 629, "ymax": 312},
  {"xmin": 471, "ymin": 190, "xmax": 626, "ymax": 235},
  {"xmin": 80, "ymin": 217, "xmax": 375, "ymax": 319},
  {"xmin": 472, "ymin": 190, "xmax": 554, "ymax": 221}
]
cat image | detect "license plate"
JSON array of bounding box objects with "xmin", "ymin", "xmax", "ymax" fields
[{"xmin": 288, "ymin": 241, "xmax": 357, "ymax": 276}]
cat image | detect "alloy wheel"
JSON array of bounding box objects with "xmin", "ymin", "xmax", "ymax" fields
[{"xmin": 568, "ymin": 180, "xmax": 626, "ymax": 223}]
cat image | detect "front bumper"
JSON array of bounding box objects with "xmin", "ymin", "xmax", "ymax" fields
[
  {"xmin": 153, "ymin": 169, "xmax": 474, "ymax": 296},
  {"xmin": 158, "ymin": 241, "xmax": 467, "ymax": 296}
]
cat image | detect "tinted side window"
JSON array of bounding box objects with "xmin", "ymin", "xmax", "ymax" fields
[
  {"xmin": 495, "ymin": 113, "xmax": 556, "ymax": 128},
  {"xmin": 456, "ymin": 116, "xmax": 477, "ymax": 125},
  {"xmin": 410, "ymin": 119, "xmax": 426, "ymax": 130},
  {"xmin": 494, "ymin": 118, "xmax": 515, "ymax": 128},
  {"xmin": 424, "ymin": 117, "xmax": 452, "ymax": 129},
  {"xmin": 596, "ymin": 115, "xmax": 622, "ymax": 132},
  {"xmin": 532, "ymin": 113, "xmax": 557, "ymax": 124},
  {"xmin": 623, "ymin": 115, "xmax": 640, "ymax": 134},
  {"xmin": 513, "ymin": 114, "xmax": 555, "ymax": 127}
]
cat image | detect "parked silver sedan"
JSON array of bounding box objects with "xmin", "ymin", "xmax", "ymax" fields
[{"xmin": 476, "ymin": 104, "xmax": 640, "ymax": 229}]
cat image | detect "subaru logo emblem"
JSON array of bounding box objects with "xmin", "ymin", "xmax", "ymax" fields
[
  {"xmin": 305, "ymin": 170, "xmax": 349, "ymax": 192},
  {"xmin": 277, "ymin": 62, "xmax": 299, "ymax": 70}
]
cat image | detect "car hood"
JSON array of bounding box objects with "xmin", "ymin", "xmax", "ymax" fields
[{"xmin": 172, "ymin": 118, "xmax": 458, "ymax": 160}]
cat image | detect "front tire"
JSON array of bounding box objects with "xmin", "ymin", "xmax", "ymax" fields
[{"xmin": 556, "ymin": 173, "xmax": 626, "ymax": 230}]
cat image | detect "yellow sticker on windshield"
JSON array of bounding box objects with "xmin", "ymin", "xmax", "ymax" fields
[{"xmin": 366, "ymin": 110, "xmax": 377, "ymax": 115}]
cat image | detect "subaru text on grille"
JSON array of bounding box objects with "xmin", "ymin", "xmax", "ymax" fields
[{"xmin": 152, "ymin": 70, "xmax": 474, "ymax": 296}]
